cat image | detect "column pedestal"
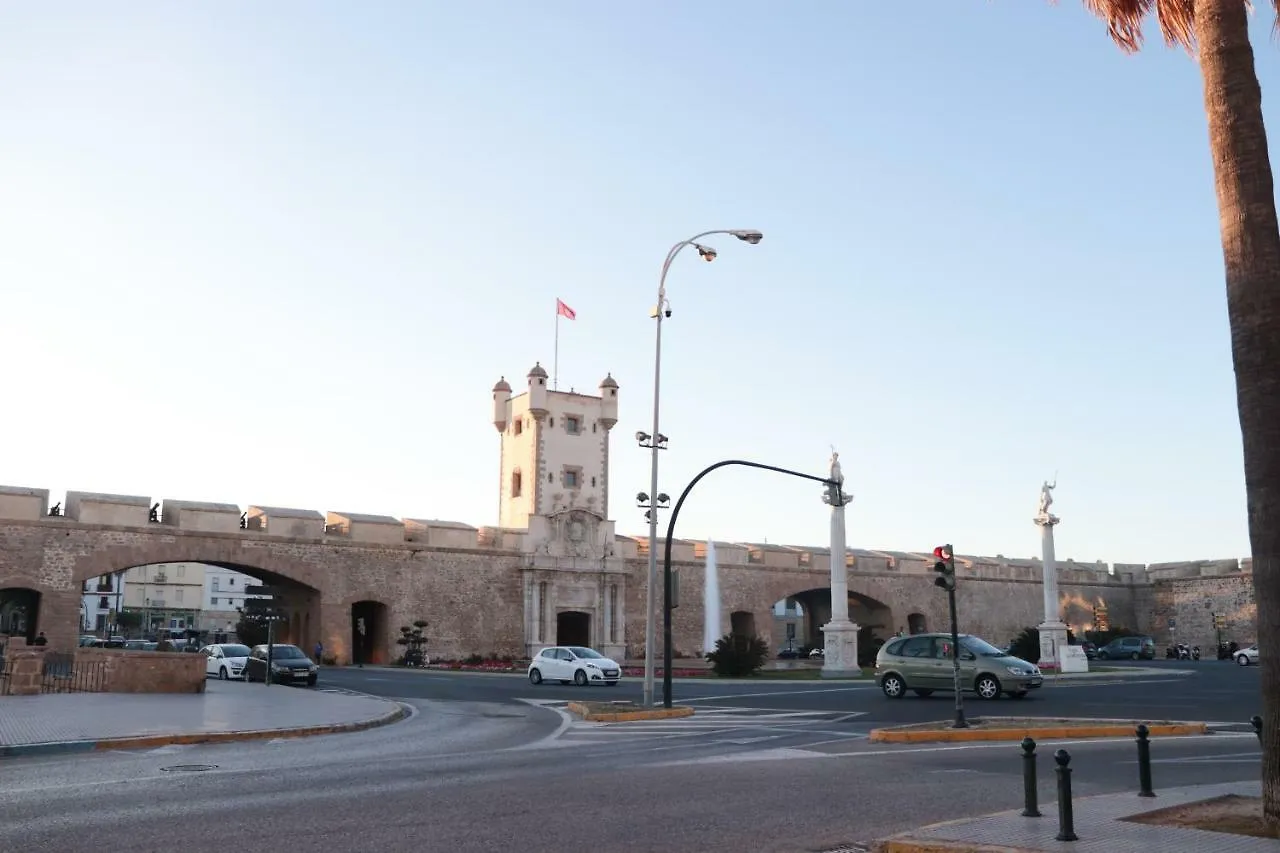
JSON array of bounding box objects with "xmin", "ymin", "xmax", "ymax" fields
[
  {"xmin": 1037, "ymin": 621, "xmax": 1070, "ymax": 672},
  {"xmin": 821, "ymin": 619, "xmax": 862, "ymax": 679}
]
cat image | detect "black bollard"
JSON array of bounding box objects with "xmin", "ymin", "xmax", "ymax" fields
[
  {"xmin": 1054, "ymin": 749, "xmax": 1078, "ymax": 842},
  {"xmin": 1253, "ymin": 715, "xmax": 1263, "ymax": 745},
  {"xmin": 1136, "ymin": 724, "xmax": 1155, "ymax": 797},
  {"xmin": 1021, "ymin": 737, "xmax": 1042, "ymax": 817}
]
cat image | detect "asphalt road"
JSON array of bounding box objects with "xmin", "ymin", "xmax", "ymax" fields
[
  {"xmin": 0, "ymin": 660, "xmax": 1263, "ymax": 852},
  {"xmin": 0, "ymin": 695, "xmax": 1261, "ymax": 853},
  {"xmin": 321, "ymin": 657, "xmax": 1263, "ymax": 727}
]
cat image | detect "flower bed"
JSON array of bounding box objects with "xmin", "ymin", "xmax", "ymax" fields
[{"xmin": 428, "ymin": 659, "xmax": 522, "ymax": 672}]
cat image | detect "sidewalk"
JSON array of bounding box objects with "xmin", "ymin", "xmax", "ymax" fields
[
  {"xmin": 878, "ymin": 780, "xmax": 1279, "ymax": 852},
  {"xmin": 0, "ymin": 680, "xmax": 407, "ymax": 757}
]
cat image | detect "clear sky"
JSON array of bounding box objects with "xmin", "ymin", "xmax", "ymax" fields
[{"xmin": 2, "ymin": 3, "xmax": 1275, "ymax": 566}]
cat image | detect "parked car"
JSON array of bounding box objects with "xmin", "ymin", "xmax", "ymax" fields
[
  {"xmin": 243, "ymin": 644, "xmax": 318, "ymax": 686},
  {"xmin": 1236, "ymin": 645, "xmax": 1260, "ymax": 666},
  {"xmin": 874, "ymin": 633, "xmax": 1043, "ymax": 700},
  {"xmin": 527, "ymin": 645, "xmax": 621, "ymax": 686},
  {"xmin": 1078, "ymin": 641, "xmax": 1098, "ymax": 660},
  {"xmin": 201, "ymin": 643, "xmax": 252, "ymax": 680},
  {"xmin": 1096, "ymin": 636, "xmax": 1156, "ymax": 660}
]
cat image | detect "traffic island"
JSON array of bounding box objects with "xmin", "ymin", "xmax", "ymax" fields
[
  {"xmin": 868, "ymin": 716, "xmax": 1207, "ymax": 744},
  {"xmin": 566, "ymin": 701, "xmax": 694, "ymax": 722}
]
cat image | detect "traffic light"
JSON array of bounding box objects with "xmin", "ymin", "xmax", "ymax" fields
[{"xmin": 933, "ymin": 544, "xmax": 956, "ymax": 592}]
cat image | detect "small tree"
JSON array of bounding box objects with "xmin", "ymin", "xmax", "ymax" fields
[
  {"xmin": 396, "ymin": 619, "xmax": 429, "ymax": 667},
  {"xmin": 234, "ymin": 615, "xmax": 273, "ymax": 648},
  {"xmin": 705, "ymin": 632, "xmax": 768, "ymax": 677},
  {"xmin": 114, "ymin": 609, "xmax": 143, "ymax": 637}
]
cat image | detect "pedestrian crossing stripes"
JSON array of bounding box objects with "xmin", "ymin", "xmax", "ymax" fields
[{"xmin": 519, "ymin": 699, "xmax": 867, "ymax": 750}]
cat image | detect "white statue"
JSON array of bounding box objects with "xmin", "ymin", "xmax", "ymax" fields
[
  {"xmin": 830, "ymin": 448, "xmax": 844, "ymax": 487},
  {"xmin": 1038, "ymin": 480, "xmax": 1056, "ymax": 516},
  {"xmin": 824, "ymin": 447, "xmax": 852, "ymax": 507}
]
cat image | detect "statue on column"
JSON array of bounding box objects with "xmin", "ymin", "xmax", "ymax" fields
[
  {"xmin": 1036, "ymin": 479, "xmax": 1057, "ymax": 521},
  {"xmin": 824, "ymin": 447, "xmax": 853, "ymax": 507}
]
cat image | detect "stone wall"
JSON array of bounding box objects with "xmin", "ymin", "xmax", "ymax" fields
[
  {"xmin": 74, "ymin": 647, "xmax": 207, "ymax": 693},
  {"xmin": 1148, "ymin": 573, "xmax": 1258, "ymax": 649}
]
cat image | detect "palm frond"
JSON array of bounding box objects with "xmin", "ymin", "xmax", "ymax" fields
[{"xmin": 1073, "ymin": 0, "xmax": 1278, "ymax": 54}]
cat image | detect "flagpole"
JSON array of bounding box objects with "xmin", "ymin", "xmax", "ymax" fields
[{"xmin": 553, "ymin": 302, "xmax": 560, "ymax": 391}]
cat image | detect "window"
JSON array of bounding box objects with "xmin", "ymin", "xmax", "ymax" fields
[
  {"xmin": 98, "ymin": 596, "xmax": 109, "ymax": 609},
  {"xmin": 564, "ymin": 469, "xmax": 579, "ymax": 488},
  {"xmin": 229, "ymin": 578, "xmax": 236, "ymax": 586},
  {"xmin": 565, "ymin": 416, "xmax": 581, "ymax": 435},
  {"xmin": 175, "ymin": 588, "xmax": 184, "ymax": 602},
  {"xmin": 549, "ymin": 417, "xmax": 555, "ymax": 427},
  {"xmin": 212, "ymin": 577, "xmax": 220, "ymax": 591},
  {"xmin": 177, "ymin": 565, "xmax": 185, "ymax": 577},
  {"xmin": 512, "ymin": 469, "xmax": 523, "ymax": 498},
  {"xmin": 514, "ymin": 419, "xmax": 523, "ymax": 436},
  {"xmin": 899, "ymin": 637, "xmax": 934, "ymax": 657},
  {"xmin": 591, "ymin": 476, "xmax": 597, "ymax": 487},
  {"xmin": 211, "ymin": 597, "xmax": 219, "ymax": 606}
]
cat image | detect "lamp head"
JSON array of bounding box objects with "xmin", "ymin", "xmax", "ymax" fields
[
  {"xmin": 695, "ymin": 244, "xmax": 717, "ymax": 262},
  {"xmin": 731, "ymin": 229, "xmax": 764, "ymax": 245}
]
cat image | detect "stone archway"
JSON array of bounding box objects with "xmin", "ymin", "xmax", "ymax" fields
[
  {"xmin": 556, "ymin": 610, "xmax": 591, "ymax": 647},
  {"xmin": 0, "ymin": 587, "xmax": 40, "ymax": 645},
  {"xmin": 351, "ymin": 600, "xmax": 390, "ymax": 665},
  {"xmin": 908, "ymin": 612, "xmax": 929, "ymax": 634},
  {"xmin": 784, "ymin": 587, "xmax": 894, "ymax": 656}
]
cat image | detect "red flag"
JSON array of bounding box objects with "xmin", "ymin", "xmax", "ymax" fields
[{"xmin": 556, "ymin": 298, "xmax": 576, "ymax": 320}]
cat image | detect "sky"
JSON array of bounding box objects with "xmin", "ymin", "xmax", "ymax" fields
[{"xmin": 2, "ymin": 2, "xmax": 1276, "ymax": 567}]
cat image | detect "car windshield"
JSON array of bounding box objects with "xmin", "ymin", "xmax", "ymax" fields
[
  {"xmin": 568, "ymin": 647, "xmax": 603, "ymax": 659},
  {"xmin": 220, "ymin": 645, "xmax": 251, "ymax": 657},
  {"xmin": 961, "ymin": 636, "xmax": 1009, "ymax": 657},
  {"xmin": 269, "ymin": 646, "xmax": 306, "ymax": 659}
]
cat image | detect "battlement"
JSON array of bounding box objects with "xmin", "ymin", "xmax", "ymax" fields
[{"xmin": 0, "ymin": 484, "xmax": 1249, "ymax": 581}]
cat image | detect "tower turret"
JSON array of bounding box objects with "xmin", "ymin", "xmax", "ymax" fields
[
  {"xmin": 527, "ymin": 362, "xmax": 549, "ymax": 417},
  {"xmin": 599, "ymin": 373, "xmax": 619, "ymax": 429},
  {"xmin": 492, "ymin": 376, "xmax": 512, "ymax": 432}
]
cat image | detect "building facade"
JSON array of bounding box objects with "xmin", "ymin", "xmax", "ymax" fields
[{"xmin": 121, "ymin": 561, "xmax": 207, "ymax": 633}]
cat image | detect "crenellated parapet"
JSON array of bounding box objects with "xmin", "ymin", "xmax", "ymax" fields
[{"xmin": 0, "ymin": 484, "xmax": 1252, "ymax": 580}]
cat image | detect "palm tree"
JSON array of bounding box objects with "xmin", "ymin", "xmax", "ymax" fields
[{"xmin": 1073, "ymin": 0, "xmax": 1280, "ymax": 824}]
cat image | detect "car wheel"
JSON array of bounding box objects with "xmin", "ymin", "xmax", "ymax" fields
[
  {"xmin": 219, "ymin": 667, "xmax": 229, "ymax": 680},
  {"xmin": 1008, "ymin": 690, "xmax": 1029, "ymax": 699},
  {"xmin": 529, "ymin": 668, "xmax": 543, "ymax": 685},
  {"xmin": 881, "ymin": 673, "xmax": 906, "ymax": 699},
  {"xmin": 975, "ymin": 674, "xmax": 1002, "ymax": 700},
  {"xmin": 1238, "ymin": 655, "xmax": 1251, "ymax": 667},
  {"xmin": 913, "ymin": 689, "xmax": 934, "ymax": 698},
  {"xmin": 574, "ymin": 669, "xmax": 588, "ymax": 687},
  {"xmin": 1131, "ymin": 652, "xmax": 1140, "ymax": 660},
  {"xmin": 1097, "ymin": 651, "xmax": 1108, "ymax": 660}
]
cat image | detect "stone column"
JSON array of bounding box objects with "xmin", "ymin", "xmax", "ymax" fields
[
  {"xmin": 1034, "ymin": 513, "xmax": 1071, "ymax": 671},
  {"xmin": 821, "ymin": 453, "xmax": 861, "ymax": 679}
]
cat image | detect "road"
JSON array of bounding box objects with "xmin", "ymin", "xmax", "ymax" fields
[
  {"xmin": 322, "ymin": 657, "xmax": 1263, "ymax": 728},
  {"xmin": 0, "ymin": 659, "xmax": 1265, "ymax": 852}
]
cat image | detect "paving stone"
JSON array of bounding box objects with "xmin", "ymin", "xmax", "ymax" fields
[{"xmin": 0, "ymin": 680, "xmax": 396, "ymax": 745}]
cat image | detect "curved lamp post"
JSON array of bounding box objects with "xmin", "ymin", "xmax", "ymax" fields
[
  {"xmin": 661, "ymin": 459, "xmax": 839, "ymax": 708},
  {"xmin": 639, "ymin": 229, "xmax": 764, "ymax": 708}
]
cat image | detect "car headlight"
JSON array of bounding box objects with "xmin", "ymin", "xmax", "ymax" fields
[
  {"xmin": 309, "ymin": 665, "xmax": 318, "ymax": 672},
  {"xmin": 1006, "ymin": 666, "xmax": 1032, "ymax": 676}
]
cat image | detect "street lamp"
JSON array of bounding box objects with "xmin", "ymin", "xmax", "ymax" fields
[{"xmin": 639, "ymin": 228, "xmax": 763, "ymax": 708}]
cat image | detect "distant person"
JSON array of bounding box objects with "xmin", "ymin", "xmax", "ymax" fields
[
  {"xmin": 33, "ymin": 632, "xmax": 47, "ymax": 646},
  {"xmin": 314, "ymin": 641, "xmax": 324, "ymax": 664}
]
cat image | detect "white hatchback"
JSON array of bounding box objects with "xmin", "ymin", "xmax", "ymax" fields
[
  {"xmin": 1237, "ymin": 645, "xmax": 1260, "ymax": 666},
  {"xmin": 528, "ymin": 646, "xmax": 622, "ymax": 687},
  {"xmin": 202, "ymin": 643, "xmax": 252, "ymax": 680}
]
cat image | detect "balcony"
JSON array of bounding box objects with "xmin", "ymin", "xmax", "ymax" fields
[
  {"xmin": 153, "ymin": 573, "xmax": 168, "ymax": 583},
  {"xmin": 95, "ymin": 581, "xmax": 114, "ymax": 592}
]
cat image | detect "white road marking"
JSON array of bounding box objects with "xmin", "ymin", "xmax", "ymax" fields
[{"xmin": 679, "ymin": 686, "xmax": 878, "ymax": 702}]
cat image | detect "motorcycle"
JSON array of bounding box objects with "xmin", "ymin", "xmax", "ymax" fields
[
  {"xmin": 1175, "ymin": 643, "xmax": 1192, "ymax": 660},
  {"xmin": 1191, "ymin": 645, "xmax": 1201, "ymax": 661},
  {"xmin": 1166, "ymin": 645, "xmax": 1178, "ymax": 659}
]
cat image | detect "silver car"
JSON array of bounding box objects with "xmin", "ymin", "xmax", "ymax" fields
[{"xmin": 875, "ymin": 633, "xmax": 1043, "ymax": 700}]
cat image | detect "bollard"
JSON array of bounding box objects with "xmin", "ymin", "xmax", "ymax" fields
[
  {"xmin": 1136, "ymin": 724, "xmax": 1155, "ymax": 797},
  {"xmin": 1054, "ymin": 749, "xmax": 1078, "ymax": 842},
  {"xmin": 1021, "ymin": 737, "xmax": 1042, "ymax": 817},
  {"xmin": 1253, "ymin": 715, "xmax": 1263, "ymax": 745}
]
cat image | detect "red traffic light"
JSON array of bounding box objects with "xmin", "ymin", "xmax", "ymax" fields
[{"xmin": 933, "ymin": 545, "xmax": 952, "ymax": 560}]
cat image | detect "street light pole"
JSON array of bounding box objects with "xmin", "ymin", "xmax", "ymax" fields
[{"xmin": 640, "ymin": 229, "xmax": 763, "ymax": 708}]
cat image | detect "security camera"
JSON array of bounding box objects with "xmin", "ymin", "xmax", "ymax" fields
[
  {"xmin": 636, "ymin": 431, "xmax": 650, "ymax": 443},
  {"xmin": 664, "ymin": 307, "xmax": 672, "ymax": 318}
]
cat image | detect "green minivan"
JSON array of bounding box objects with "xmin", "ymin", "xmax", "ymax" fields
[{"xmin": 875, "ymin": 633, "xmax": 1043, "ymax": 700}]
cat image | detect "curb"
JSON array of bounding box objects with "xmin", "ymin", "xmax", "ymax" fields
[
  {"xmin": 0, "ymin": 702, "xmax": 409, "ymax": 758},
  {"xmin": 566, "ymin": 701, "xmax": 695, "ymax": 722},
  {"xmin": 868, "ymin": 720, "xmax": 1207, "ymax": 744},
  {"xmin": 875, "ymin": 839, "xmax": 1031, "ymax": 852}
]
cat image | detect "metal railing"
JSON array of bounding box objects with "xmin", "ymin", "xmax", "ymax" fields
[{"xmin": 0, "ymin": 651, "xmax": 110, "ymax": 696}]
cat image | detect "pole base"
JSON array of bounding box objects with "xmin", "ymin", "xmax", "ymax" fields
[{"xmin": 820, "ymin": 620, "xmax": 862, "ymax": 678}]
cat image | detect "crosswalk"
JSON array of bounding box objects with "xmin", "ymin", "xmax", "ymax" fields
[{"xmin": 520, "ymin": 699, "xmax": 867, "ymax": 750}]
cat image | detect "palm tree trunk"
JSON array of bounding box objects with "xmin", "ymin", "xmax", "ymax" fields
[{"xmin": 1194, "ymin": 0, "xmax": 1280, "ymax": 825}]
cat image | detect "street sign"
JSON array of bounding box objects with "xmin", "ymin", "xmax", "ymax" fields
[{"xmin": 1169, "ymin": 618, "xmax": 1176, "ymax": 629}]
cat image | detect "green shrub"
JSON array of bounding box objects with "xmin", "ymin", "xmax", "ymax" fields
[{"xmin": 706, "ymin": 633, "xmax": 768, "ymax": 677}]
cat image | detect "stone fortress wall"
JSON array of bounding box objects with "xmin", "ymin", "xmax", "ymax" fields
[{"xmin": 0, "ymin": 484, "xmax": 1257, "ymax": 661}]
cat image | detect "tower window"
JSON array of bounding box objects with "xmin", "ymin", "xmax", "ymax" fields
[
  {"xmin": 565, "ymin": 416, "xmax": 581, "ymax": 435},
  {"xmin": 514, "ymin": 420, "xmax": 523, "ymax": 436},
  {"xmin": 549, "ymin": 417, "xmax": 555, "ymax": 427},
  {"xmin": 591, "ymin": 476, "xmax": 597, "ymax": 487},
  {"xmin": 512, "ymin": 470, "xmax": 523, "ymax": 498},
  {"xmin": 563, "ymin": 466, "xmax": 582, "ymax": 489}
]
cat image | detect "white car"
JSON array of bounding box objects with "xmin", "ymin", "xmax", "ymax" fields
[
  {"xmin": 1237, "ymin": 645, "xmax": 1260, "ymax": 666},
  {"xmin": 528, "ymin": 646, "xmax": 622, "ymax": 687},
  {"xmin": 202, "ymin": 643, "xmax": 252, "ymax": 680}
]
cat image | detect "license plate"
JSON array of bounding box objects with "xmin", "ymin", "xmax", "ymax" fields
[
  {"xmin": 604, "ymin": 670, "xmax": 619, "ymax": 677},
  {"xmin": 1029, "ymin": 677, "xmax": 1043, "ymax": 686}
]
